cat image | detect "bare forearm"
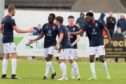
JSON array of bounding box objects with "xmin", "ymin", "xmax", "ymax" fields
[
  {"xmin": 34, "ymin": 34, "xmax": 44, "ymax": 41},
  {"xmin": 72, "ymin": 39, "xmax": 80, "ymax": 46},
  {"xmin": 57, "ymin": 38, "xmax": 62, "ymax": 44},
  {"xmin": 57, "ymin": 34, "xmax": 63, "ymax": 44},
  {"xmin": 71, "ymin": 29, "xmax": 83, "ymax": 35},
  {"xmin": 71, "ymin": 31, "xmax": 80, "ymax": 35},
  {"xmin": 16, "ymin": 29, "xmax": 30, "ymax": 33},
  {"xmin": 0, "ymin": 24, "xmax": 3, "ymax": 31}
]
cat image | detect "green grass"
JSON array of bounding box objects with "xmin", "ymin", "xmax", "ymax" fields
[{"xmin": 0, "ymin": 59, "xmax": 126, "ymax": 84}]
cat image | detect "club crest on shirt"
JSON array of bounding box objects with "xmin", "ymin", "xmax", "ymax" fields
[
  {"xmin": 53, "ymin": 26, "xmax": 56, "ymax": 30},
  {"xmin": 95, "ymin": 23, "xmax": 98, "ymax": 27},
  {"xmin": 89, "ymin": 25, "xmax": 91, "ymax": 27},
  {"xmin": 73, "ymin": 28, "xmax": 76, "ymax": 31}
]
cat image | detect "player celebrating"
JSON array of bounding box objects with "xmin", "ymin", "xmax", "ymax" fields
[
  {"xmin": 29, "ymin": 13, "xmax": 58, "ymax": 80},
  {"xmin": 0, "ymin": 4, "xmax": 34, "ymax": 79},
  {"xmin": 70, "ymin": 12, "xmax": 111, "ymax": 80},
  {"xmin": 66, "ymin": 16, "xmax": 80, "ymax": 80},
  {"xmin": 55, "ymin": 16, "xmax": 79, "ymax": 80}
]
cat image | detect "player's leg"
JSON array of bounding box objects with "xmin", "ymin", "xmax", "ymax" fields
[
  {"xmin": 70, "ymin": 49, "xmax": 80, "ymax": 80},
  {"xmin": 11, "ymin": 52, "xmax": 18, "ymax": 79},
  {"xmin": 1, "ymin": 43, "xmax": 10, "ymax": 79},
  {"xmin": 71, "ymin": 49, "xmax": 75, "ymax": 79},
  {"xmin": 49, "ymin": 47, "xmax": 56, "ymax": 79},
  {"xmin": 47, "ymin": 54, "xmax": 56, "ymax": 79},
  {"xmin": 98, "ymin": 46, "xmax": 111, "ymax": 80},
  {"xmin": 70, "ymin": 59, "xmax": 80, "ymax": 80},
  {"xmin": 1, "ymin": 53, "xmax": 9, "ymax": 79},
  {"xmin": 70, "ymin": 59, "xmax": 75, "ymax": 79},
  {"xmin": 43, "ymin": 48, "xmax": 49, "ymax": 79},
  {"xmin": 57, "ymin": 49, "xmax": 68, "ymax": 80},
  {"xmin": 43, "ymin": 46, "xmax": 56, "ymax": 80},
  {"xmin": 88, "ymin": 47, "xmax": 97, "ymax": 80},
  {"xmin": 10, "ymin": 43, "xmax": 18, "ymax": 79}
]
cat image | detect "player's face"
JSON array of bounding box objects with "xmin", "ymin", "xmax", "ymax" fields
[
  {"xmin": 48, "ymin": 15, "xmax": 54, "ymax": 23},
  {"xmin": 12, "ymin": 8, "xmax": 16, "ymax": 16},
  {"xmin": 68, "ymin": 18, "xmax": 74, "ymax": 25},
  {"xmin": 54, "ymin": 20, "xmax": 59, "ymax": 26},
  {"xmin": 86, "ymin": 16, "xmax": 93, "ymax": 23}
]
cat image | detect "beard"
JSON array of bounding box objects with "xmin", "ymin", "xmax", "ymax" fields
[{"xmin": 12, "ymin": 13, "xmax": 15, "ymax": 16}]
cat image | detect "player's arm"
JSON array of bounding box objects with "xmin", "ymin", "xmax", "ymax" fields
[
  {"xmin": 103, "ymin": 27, "xmax": 111, "ymax": 44},
  {"xmin": 70, "ymin": 29, "xmax": 84, "ymax": 35},
  {"xmin": 0, "ymin": 24, "xmax": 4, "ymax": 33},
  {"xmin": 29, "ymin": 32, "xmax": 44, "ymax": 44},
  {"xmin": 13, "ymin": 26, "xmax": 34, "ymax": 33},
  {"xmin": 71, "ymin": 35, "xmax": 80, "ymax": 47},
  {"xmin": 55, "ymin": 32, "xmax": 64, "ymax": 50}
]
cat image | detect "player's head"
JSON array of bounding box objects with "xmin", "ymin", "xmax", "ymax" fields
[
  {"xmin": 8, "ymin": 4, "xmax": 16, "ymax": 16},
  {"xmin": 68, "ymin": 15, "xmax": 74, "ymax": 26},
  {"xmin": 48, "ymin": 13, "xmax": 55, "ymax": 23},
  {"xmin": 80, "ymin": 12, "xmax": 84, "ymax": 18},
  {"xmin": 109, "ymin": 11, "xmax": 113, "ymax": 17},
  {"xmin": 120, "ymin": 14, "xmax": 125, "ymax": 20},
  {"xmin": 37, "ymin": 24, "xmax": 42, "ymax": 29},
  {"xmin": 86, "ymin": 12, "xmax": 94, "ymax": 23},
  {"xmin": 55, "ymin": 16, "xmax": 64, "ymax": 26}
]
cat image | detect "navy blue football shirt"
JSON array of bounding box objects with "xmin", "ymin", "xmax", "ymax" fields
[
  {"xmin": 81, "ymin": 20, "xmax": 104, "ymax": 47},
  {"xmin": 58, "ymin": 25, "xmax": 72, "ymax": 49},
  {"xmin": 1, "ymin": 15, "xmax": 16, "ymax": 43},
  {"xmin": 66, "ymin": 25, "xmax": 79, "ymax": 49},
  {"xmin": 41, "ymin": 23, "xmax": 58, "ymax": 48}
]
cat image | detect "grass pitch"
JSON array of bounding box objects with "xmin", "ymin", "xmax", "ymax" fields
[{"xmin": 0, "ymin": 59, "xmax": 126, "ymax": 84}]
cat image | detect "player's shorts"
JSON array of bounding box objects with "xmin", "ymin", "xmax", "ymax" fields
[
  {"xmin": 53, "ymin": 49, "xmax": 61, "ymax": 57},
  {"xmin": 72, "ymin": 49, "xmax": 78, "ymax": 59},
  {"xmin": 3, "ymin": 42, "xmax": 17, "ymax": 53},
  {"xmin": 89, "ymin": 45, "xmax": 106, "ymax": 56},
  {"xmin": 59, "ymin": 49, "xmax": 74, "ymax": 60},
  {"xmin": 44, "ymin": 46, "xmax": 55, "ymax": 57}
]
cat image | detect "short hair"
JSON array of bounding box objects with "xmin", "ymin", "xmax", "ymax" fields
[
  {"xmin": 8, "ymin": 4, "xmax": 16, "ymax": 12},
  {"xmin": 68, "ymin": 15, "xmax": 74, "ymax": 19},
  {"xmin": 86, "ymin": 12, "xmax": 94, "ymax": 17},
  {"xmin": 49, "ymin": 13, "xmax": 55, "ymax": 19},
  {"xmin": 55, "ymin": 16, "xmax": 64, "ymax": 24}
]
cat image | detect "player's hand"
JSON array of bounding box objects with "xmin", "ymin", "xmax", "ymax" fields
[
  {"xmin": 68, "ymin": 32, "xmax": 71, "ymax": 36},
  {"xmin": 71, "ymin": 43, "xmax": 75, "ymax": 47},
  {"xmin": 29, "ymin": 39, "xmax": 35, "ymax": 44},
  {"xmin": 55, "ymin": 43, "xmax": 60, "ymax": 50},
  {"xmin": 28, "ymin": 28, "xmax": 36, "ymax": 33}
]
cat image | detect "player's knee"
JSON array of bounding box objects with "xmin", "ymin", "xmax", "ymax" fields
[
  {"xmin": 45, "ymin": 57, "xmax": 50, "ymax": 61},
  {"xmin": 45, "ymin": 54, "xmax": 53, "ymax": 61},
  {"xmin": 69, "ymin": 60, "xmax": 73, "ymax": 64},
  {"xmin": 90, "ymin": 58, "xmax": 94, "ymax": 62},
  {"xmin": 3, "ymin": 53, "xmax": 9, "ymax": 59},
  {"xmin": 90, "ymin": 55, "xmax": 95, "ymax": 62},
  {"xmin": 99, "ymin": 56, "xmax": 105, "ymax": 63},
  {"xmin": 56, "ymin": 57, "xmax": 59, "ymax": 61}
]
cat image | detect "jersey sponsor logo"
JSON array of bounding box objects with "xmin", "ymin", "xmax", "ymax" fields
[
  {"xmin": 95, "ymin": 23, "xmax": 98, "ymax": 27},
  {"xmin": 47, "ymin": 30, "xmax": 52, "ymax": 36},
  {"xmin": 92, "ymin": 28, "xmax": 97, "ymax": 35}
]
